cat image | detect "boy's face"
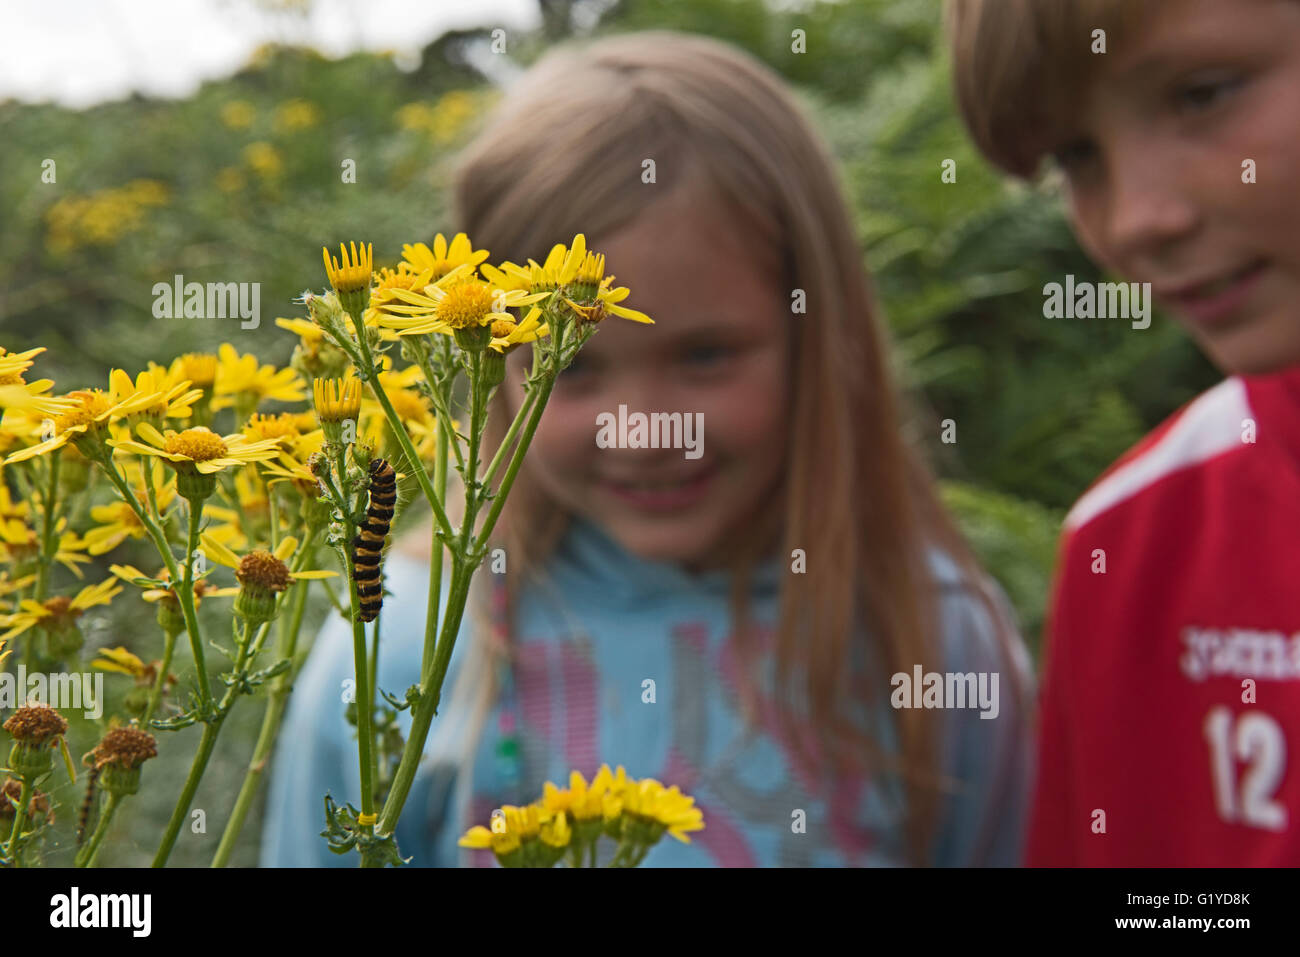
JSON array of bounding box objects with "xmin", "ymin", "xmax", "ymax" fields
[
  {"xmin": 502, "ymin": 187, "xmax": 792, "ymax": 572},
  {"xmin": 1054, "ymin": 0, "xmax": 1300, "ymax": 374}
]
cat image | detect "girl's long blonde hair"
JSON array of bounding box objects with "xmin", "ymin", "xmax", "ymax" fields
[{"xmin": 425, "ymin": 30, "xmax": 1025, "ymax": 866}]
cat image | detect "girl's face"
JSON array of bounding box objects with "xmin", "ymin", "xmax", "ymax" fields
[{"xmin": 503, "ymin": 188, "xmax": 793, "ymax": 571}]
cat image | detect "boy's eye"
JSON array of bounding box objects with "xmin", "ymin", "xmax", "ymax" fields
[
  {"xmin": 1050, "ymin": 137, "xmax": 1097, "ymax": 172},
  {"xmin": 1173, "ymin": 73, "xmax": 1243, "ymax": 112}
]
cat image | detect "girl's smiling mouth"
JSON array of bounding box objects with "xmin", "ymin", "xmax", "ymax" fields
[{"xmin": 598, "ymin": 463, "xmax": 719, "ymax": 511}]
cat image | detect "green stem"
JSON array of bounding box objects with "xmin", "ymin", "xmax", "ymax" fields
[
  {"xmin": 461, "ymin": 350, "xmax": 484, "ymax": 532},
  {"xmin": 152, "ymin": 618, "xmax": 257, "ymax": 867},
  {"xmin": 142, "ymin": 457, "xmax": 162, "ymax": 524},
  {"xmin": 102, "ymin": 461, "xmax": 212, "ymax": 709},
  {"xmin": 180, "ymin": 495, "xmax": 213, "ymax": 707},
  {"xmin": 348, "ymin": 577, "xmax": 376, "ymax": 826},
  {"xmin": 352, "ymin": 324, "xmax": 454, "ymax": 544},
  {"xmin": 142, "ymin": 627, "xmax": 180, "ymax": 727},
  {"xmin": 268, "ymin": 484, "xmax": 281, "ymax": 553},
  {"xmin": 481, "ymin": 379, "xmax": 539, "ymax": 490},
  {"xmin": 368, "ymin": 605, "xmax": 380, "ymax": 798},
  {"xmin": 474, "ymin": 374, "xmax": 555, "ymax": 556},
  {"xmin": 3, "ymin": 776, "xmax": 33, "ymax": 865},
  {"xmin": 35, "ymin": 451, "xmax": 60, "ymax": 600},
  {"xmin": 360, "ymin": 557, "xmax": 473, "ymax": 866},
  {"xmin": 420, "ymin": 423, "xmax": 449, "ymax": 678},
  {"xmin": 210, "ymin": 539, "xmax": 316, "ymax": 867},
  {"xmin": 75, "ymin": 792, "xmax": 120, "ymax": 868}
]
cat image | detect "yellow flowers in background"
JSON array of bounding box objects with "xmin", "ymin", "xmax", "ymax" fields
[
  {"xmin": 44, "ymin": 179, "xmax": 170, "ymax": 255},
  {"xmin": 459, "ymin": 765, "xmax": 705, "ymax": 867},
  {"xmin": 219, "ymin": 100, "xmax": 256, "ymax": 130},
  {"xmin": 395, "ymin": 90, "xmax": 487, "ymax": 143}
]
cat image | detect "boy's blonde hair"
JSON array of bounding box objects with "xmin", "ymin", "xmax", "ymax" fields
[
  {"xmin": 429, "ymin": 30, "xmax": 1023, "ymax": 866},
  {"xmin": 946, "ymin": 0, "xmax": 1153, "ymax": 177}
]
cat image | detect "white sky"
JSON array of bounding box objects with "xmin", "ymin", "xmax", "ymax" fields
[{"xmin": 0, "ymin": 0, "xmax": 541, "ymax": 108}]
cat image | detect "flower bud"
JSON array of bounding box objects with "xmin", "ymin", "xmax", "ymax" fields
[
  {"xmin": 3, "ymin": 704, "xmax": 68, "ymax": 779},
  {"xmin": 88, "ymin": 726, "xmax": 158, "ymax": 797}
]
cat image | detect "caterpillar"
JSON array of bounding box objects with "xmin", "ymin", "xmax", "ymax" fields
[
  {"xmin": 353, "ymin": 457, "xmax": 396, "ymax": 623},
  {"xmin": 76, "ymin": 764, "xmax": 101, "ymax": 846}
]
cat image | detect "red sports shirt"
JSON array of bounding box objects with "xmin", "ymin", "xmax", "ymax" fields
[{"xmin": 1028, "ymin": 364, "xmax": 1300, "ymax": 865}]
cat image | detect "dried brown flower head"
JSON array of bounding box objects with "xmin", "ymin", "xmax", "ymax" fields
[
  {"xmin": 3, "ymin": 703, "xmax": 69, "ymax": 746},
  {"xmin": 88, "ymin": 726, "xmax": 158, "ymax": 770}
]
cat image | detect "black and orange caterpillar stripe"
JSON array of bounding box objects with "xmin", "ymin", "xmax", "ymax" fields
[
  {"xmin": 353, "ymin": 458, "xmax": 396, "ymax": 623},
  {"xmin": 76, "ymin": 764, "xmax": 100, "ymax": 846}
]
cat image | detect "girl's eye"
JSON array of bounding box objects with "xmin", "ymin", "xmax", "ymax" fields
[
  {"xmin": 682, "ymin": 344, "xmax": 732, "ymax": 367},
  {"xmin": 558, "ymin": 355, "xmax": 595, "ymax": 383},
  {"xmin": 1174, "ymin": 73, "xmax": 1243, "ymax": 112}
]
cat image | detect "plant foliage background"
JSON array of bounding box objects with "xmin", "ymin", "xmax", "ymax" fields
[{"xmin": 0, "ymin": 0, "xmax": 1219, "ymax": 864}]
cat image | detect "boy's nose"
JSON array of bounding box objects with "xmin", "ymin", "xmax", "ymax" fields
[{"xmin": 1103, "ymin": 152, "xmax": 1200, "ymax": 261}]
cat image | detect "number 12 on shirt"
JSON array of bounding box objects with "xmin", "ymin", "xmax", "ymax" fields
[{"xmin": 1203, "ymin": 706, "xmax": 1288, "ymax": 831}]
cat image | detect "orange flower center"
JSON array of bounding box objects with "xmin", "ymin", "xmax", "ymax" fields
[
  {"xmin": 436, "ymin": 281, "xmax": 495, "ymax": 330},
  {"xmin": 164, "ymin": 428, "xmax": 228, "ymax": 462}
]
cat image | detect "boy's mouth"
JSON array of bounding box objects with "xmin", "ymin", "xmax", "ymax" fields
[{"xmin": 1158, "ymin": 259, "xmax": 1268, "ymax": 325}]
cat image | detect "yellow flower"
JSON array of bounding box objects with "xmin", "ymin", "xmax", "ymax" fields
[
  {"xmin": 540, "ymin": 768, "xmax": 612, "ymax": 823},
  {"xmin": 0, "ymin": 578, "xmax": 121, "ymax": 642},
  {"xmin": 619, "ymin": 777, "xmax": 704, "ymax": 843},
  {"xmin": 275, "ymin": 316, "xmax": 328, "ymax": 346},
  {"xmin": 243, "ymin": 412, "xmax": 306, "ymax": 446},
  {"xmin": 215, "ymin": 166, "xmax": 246, "ymax": 193},
  {"xmin": 488, "ymin": 306, "xmax": 550, "ymax": 354},
  {"xmin": 199, "ymin": 533, "xmax": 336, "ymax": 585},
  {"xmin": 567, "ymin": 274, "xmax": 654, "ymax": 326},
  {"xmin": 170, "ymin": 353, "xmax": 218, "ymax": 390},
  {"xmin": 85, "ymin": 499, "xmax": 160, "ymax": 555},
  {"xmin": 538, "ymin": 809, "xmax": 572, "ymax": 849},
  {"xmin": 212, "ymin": 344, "xmax": 306, "ymax": 410},
  {"xmin": 0, "ymin": 484, "xmax": 29, "ymax": 523},
  {"xmin": 44, "ymin": 181, "xmax": 168, "ymax": 254},
  {"xmin": 3, "ymin": 387, "xmax": 152, "ymax": 465},
  {"xmin": 109, "ymin": 563, "xmax": 238, "ymax": 606},
  {"xmin": 109, "ymin": 367, "xmax": 203, "ymax": 422},
  {"xmin": 322, "ymin": 242, "xmax": 373, "ymax": 296},
  {"xmin": 220, "ymin": 100, "xmax": 255, "ymax": 129},
  {"xmin": 0, "ymin": 519, "xmax": 90, "ymax": 577},
  {"xmin": 516, "ymin": 234, "xmax": 590, "ymax": 294},
  {"xmin": 400, "ymin": 233, "xmax": 489, "ymax": 284},
  {"xmin": 273, "ymin": 98, "xmax": 319, "ymax": 132},
  {"xmin": 243, "ymin": 142, "xmax": 283, "ymax": 179},
  {"xmin": 377, "ymin": 271, "xmax": 544, "ymax": 336},
  {"xmin": 109, "ymin": 423, "xmax": 282, "ymax": 475},
  {"xmin": 90, "ymin": 646, "xmax": 149, "ymax": 678},
  {"xmin": 313, "ymin": 375, "xmax": 362, "ymax": 425},
  {"xmin": 0, "ymin": 346, "xmax": 67, "ymax": 415}
]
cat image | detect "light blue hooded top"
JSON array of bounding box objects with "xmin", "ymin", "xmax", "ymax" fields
[{"xmin": 260, "ymin": 515, "xmax": 1034, "ymax": 867}]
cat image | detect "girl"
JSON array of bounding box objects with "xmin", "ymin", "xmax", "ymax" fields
[{"xmin": 262, "ymin": 30, "xmax": 1033, "ymax": 867}]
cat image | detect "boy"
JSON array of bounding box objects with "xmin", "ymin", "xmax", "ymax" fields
[{"xmin": 947, "ymin": 0, "xmax": 1300, "ymax": 864}]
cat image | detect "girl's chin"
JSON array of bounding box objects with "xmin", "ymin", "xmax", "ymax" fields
[{"xmin": 600, "ymin": 519, "xmax": 720, "ymax": 568}]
